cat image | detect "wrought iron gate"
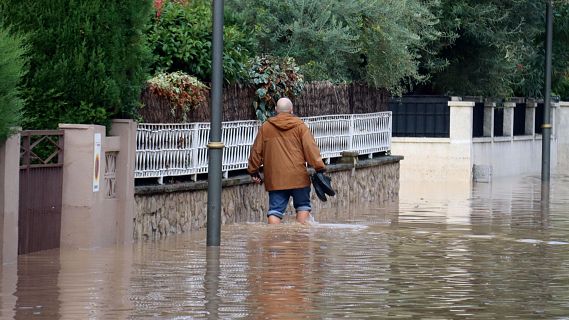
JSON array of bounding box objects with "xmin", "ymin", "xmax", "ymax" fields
[{"xmin": 19, "ymin": 130, "xmax": 64, "ymax": 254}]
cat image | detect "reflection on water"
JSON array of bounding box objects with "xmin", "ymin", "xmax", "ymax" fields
[{"xmin": 2, "ymin": 175, "xmax": 569, "ymax": 319}]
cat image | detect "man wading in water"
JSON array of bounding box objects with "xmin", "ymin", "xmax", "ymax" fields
[{"xmin": 247, "ymin": 97, "xmax": 326, "ymax": 224}]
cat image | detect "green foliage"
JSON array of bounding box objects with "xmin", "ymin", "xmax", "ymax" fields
[
  {"xmin": 0, "ymin": 0, "xmax": 152, "ymax": 129},
  {"xmin": 554, "ymin": 74, "xmax": 569, "ymax": 100},
  {"xmin": 148, "ymin": 0, "xmax": 253, "ymax": 83},
  {"xmin": 226, "ymin": 0, "xmax": 441, "ymax": 94},
  {"xmin": 551, "ymin": 2, "xmax": 569, "ymax": 100},
  {"xmin": 248, "ymin": 56, "xmax": 305, "ymax": 122},
  {"xmin": 356, "ymin": 0, "xmax": 442, "ymax": 95},
  {"xmin": 419, "ymin": 0, "xmax": 569, "ymax": 98},
  {"xmin": 228, "ymin": 0, "xmax": 359, "ymax": 83},
  {"xmin": 147, "ymin": 71, "xmax": 208, "ymax": 122},
  {"xmin": 0, "ymin": 25, "xmax": 26, "ymax": 141}
]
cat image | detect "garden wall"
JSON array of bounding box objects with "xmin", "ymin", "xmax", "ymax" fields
[{"xmin": 134, "ymin": 156, "xmax": 402, "ymax": 240}]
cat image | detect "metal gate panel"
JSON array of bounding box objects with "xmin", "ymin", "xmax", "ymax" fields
[{"xmin": 18, "ymin": 130, "xmax": 64, "ymax": 254}]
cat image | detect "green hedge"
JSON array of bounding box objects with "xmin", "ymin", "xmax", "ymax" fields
[
  {"xmin": 1, "ymin": 0, "xmax": 153, "ymax": 129},
  {"xmin": 0, "ymin": 25, "xmax": 26, "ymax": 141}
]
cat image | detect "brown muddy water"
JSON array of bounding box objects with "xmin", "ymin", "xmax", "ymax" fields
[{"xmin": 2, "ymin": 175, "xmax": 569, "ymax": 319}]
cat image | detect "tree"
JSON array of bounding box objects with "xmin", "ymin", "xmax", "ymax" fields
[
  {"xmin": 227, "ymin": 0, "xmax": 441, "ymax": 94},
  {"xmin": 0, "ymin": 25, "xmax": 26, "ymax": 140},
  {"xmin": 551, "ymin": 1, "xmax": 569, "ymax": 99},
  {"xmin": 415, "ymin": 0, "xmax": 569, "ymax": 98},
  {"xmin": 0, "ymin": 0, "xmax": 152, "ymax": 129},
  {"xmin": 355, "ymin": 0, "xmax": 442, "ymax": 95}
]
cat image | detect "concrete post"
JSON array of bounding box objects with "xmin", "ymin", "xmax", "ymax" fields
[
  {"xmin": 0, "ymin": 262, "xmax": 17, "ymax": 318},
  {"xmin": 483, "ymin": 100, "xmax": 495, "ymax": 137},
  {"xmin": 503, "ymin": 102, "xmax": 516, "ymax": 137},
  {"xmin": 0, "ymin": 133, "xmax": 20, "ymax": 264},
  {"xmin": 526, "ymin": 100, "xmax": 537, "ymax": 136},
  {"xmin": 110, "ymin": 120, "xmax": 137, "ymax": 244},
  {"xmin": 449, "ymin": 100, "xmax": 475, "ymax": 181},
  {"xmin": 449, "ymin": 100, "xmax": 475, "ymax": 143},
  {"xmin": 59, "ymin": 124, "xmax": 115, "ymax": 249},
  {"xmin": 557, "ymin": 102, "xmax": 569, "ymax": 172}
]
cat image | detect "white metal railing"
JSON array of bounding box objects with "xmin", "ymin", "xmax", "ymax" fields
[{"xmin": 136, "ymin": 112, "xmax": 392, "ymax": 181}]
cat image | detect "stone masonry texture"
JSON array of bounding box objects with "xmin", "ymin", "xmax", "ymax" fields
[{"xmin": 134, "ymin": 157, "xmax": 401, "ymax": 240}]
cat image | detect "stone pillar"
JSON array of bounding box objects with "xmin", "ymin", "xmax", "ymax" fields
[
  {"xmin": 449, "ymin": 100, "xmax": 475, "ymax": 181},
  {"xmin": 449, "ymin": 100, "xmax": 475, "ymax": 144},
  {"xmin": 483, "ymin": 100, "xmax": 495, "ymax": 137},
  {"xmin": 525, "ymin": 99, "xmax": 537, "ymax": 136},
  {"xmin": 0, "ymin": 133, "xmax": 20, "ymax": 264},
  {"xmin": 503, "ymin": 102, "xmax": 516, "ymax": 137},
  {"xmin": 110, "ymin": 120, "xmax": 137, "ymax": 244},
  {"xmin": 59, "ymin": 124, "xmax": 116, "ymax": 249},
  {"xmin": 558, "ymin": 102, "xmax": 569, "ymax": 172}
]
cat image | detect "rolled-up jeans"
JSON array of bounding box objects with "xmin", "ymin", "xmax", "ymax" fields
[{"xmin": 267, "ymin": 186, "xmax": 311, "ymax": 219}]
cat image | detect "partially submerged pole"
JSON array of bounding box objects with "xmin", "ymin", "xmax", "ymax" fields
[
  {"xmin": 207, "ymin": 0, "xmax": 224, "ymax": 246},
  {"xmin": 541, "ymin": 0, "xmax": 553, "ymax": 184}
]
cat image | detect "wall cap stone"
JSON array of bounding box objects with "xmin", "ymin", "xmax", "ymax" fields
[
  {"xmin": 59, "ymin": 124, "xmax": 94, "ymax": 130},
  {"xmin": 135, "ymin": 155, "xmax": 404, "ymax": 196},
  {"xmin": 448, "ymin": 101, "xmax": 475, "ymax": 108}
]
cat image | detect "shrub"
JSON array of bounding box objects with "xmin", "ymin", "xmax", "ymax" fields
[
  {"xmin": 248, "ymin": 55, "xmax": 304, "ymax": 122},
  {"xmin": 146, "ymin": 71, "xmax": 208, "ymax": 122},
  {"xmin": 227, "ymin": 0, "xmax": 441, "ymax": 94},
  {"xmin": 0, "ymin": 0, "xmax": 152, "ymax": 129},
  {"xmin": 0, "ymin": 25, "xmax": 26, "ymax": 141},
  {"xmin": 148, "ymin": 0, "xmax": 253, "ymax": 83}
]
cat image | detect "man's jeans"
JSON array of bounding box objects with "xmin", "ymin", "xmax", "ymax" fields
[{"xmin": 267, "ymin": 187, "xmax": 311, "ymax": 219}]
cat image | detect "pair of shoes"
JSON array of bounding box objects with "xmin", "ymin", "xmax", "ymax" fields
[{"xmin": 311, "ymin": 172, "xmax": 335, "ymax": 202}]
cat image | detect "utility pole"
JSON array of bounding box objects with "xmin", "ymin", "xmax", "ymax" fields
[
  {"xmin": 541, "ymin": 0, "xmax": 553, "ymax": 184},
  {"xmin": 207, "ymin": 0, "xmax": 224, "ymax": 246}
]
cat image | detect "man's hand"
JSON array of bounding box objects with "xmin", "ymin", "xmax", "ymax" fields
[{"xmin": 250, "ymin": 172, "xmax": 263, "ymax": 184}]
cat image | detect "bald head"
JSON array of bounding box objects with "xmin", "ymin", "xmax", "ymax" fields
[{"xmin": 276, "ymin": 98, "xmax": 293, "ymax": 114}]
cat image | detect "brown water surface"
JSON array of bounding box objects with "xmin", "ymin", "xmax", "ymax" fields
[{"xmin": 2, "ymin": 175, "xmax": 569, "ymax": 319}]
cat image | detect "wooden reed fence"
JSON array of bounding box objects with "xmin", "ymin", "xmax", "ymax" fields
[{"xmin": 138, "ymin": 81, "xmax": 389, "ymax": 123}]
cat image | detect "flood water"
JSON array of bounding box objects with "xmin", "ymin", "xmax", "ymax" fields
[{"xmin": 2, "ymin": 175, "xmax": 569, "ymax": 319}]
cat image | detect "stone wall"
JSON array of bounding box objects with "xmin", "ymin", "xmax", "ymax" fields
[{"xmin": 134, "ymin": 156, "xmax": 402, "ymax": 240}]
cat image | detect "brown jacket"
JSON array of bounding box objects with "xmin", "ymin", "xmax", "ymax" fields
[{"xmin": 247, "ymin": 113, "xmax": 326, "ymax": 191}]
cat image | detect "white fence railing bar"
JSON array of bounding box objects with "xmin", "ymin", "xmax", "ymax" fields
[{"xmin": 136, "ymin": 112, "xmax": 392, "ymax": 180}]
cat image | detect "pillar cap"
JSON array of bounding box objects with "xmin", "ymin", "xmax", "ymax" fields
[{"xmin": 448, "ymin": 101, "xmax": 475, "ymax": 107}]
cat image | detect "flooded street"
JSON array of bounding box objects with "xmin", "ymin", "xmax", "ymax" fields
[{"xmin": 2, "ymin": 175, "xmax": 569, "ymax": 319}]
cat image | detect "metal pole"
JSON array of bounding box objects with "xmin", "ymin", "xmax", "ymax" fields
[
  {"xmin": 205, "ymin": 247, "xmax": 220, "ymax": 319},
  {"xmin": 207, "ymin": 0, "xmax": 224, "ymax": 246},
  {"xmin": 541, "ymin": 0, "xmax": 553, "ymax": 183}
]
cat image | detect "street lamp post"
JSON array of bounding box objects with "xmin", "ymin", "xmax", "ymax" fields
[
  {"xmin": 207, "ymin": 0, "xmax": 224, "ymax": 246},
  {"xmin": 541, "ymin": 0, "xmax": 554, "ymax": 184}
]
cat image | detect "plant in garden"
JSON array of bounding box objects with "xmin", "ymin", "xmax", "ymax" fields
[
  {"xmin": 0, "ymin": 0, "xmax": 152, "ymax": 129},
  {"xmin": 248, "ymin": 55, "xmax": 305, "ymax": 122},
  {"xmin": 148, "ymin": 0, "xmax": 253, "ymax": 83},
  {"xmin": 227, "ymin": 0, "xmax": 441, "ymax": 94},
  {"xmin": 147, "ymin": 71, "xmax": 208, "ymax": 122},
  {"xmin": 227, "ymin": 0, "xmax": 358, "ymax": 83},
  {"xmin": 0, "ymin": 25, "xmax": 26, "ymax": 141}
]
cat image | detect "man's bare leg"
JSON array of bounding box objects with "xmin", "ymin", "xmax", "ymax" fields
[
  {"xmin": 268, "ymin": 215, "xmax": 282, "ymax": 224},
  {"xmin": 296, "ymin": 211, "xmax": 310, "ymax": 224}
]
